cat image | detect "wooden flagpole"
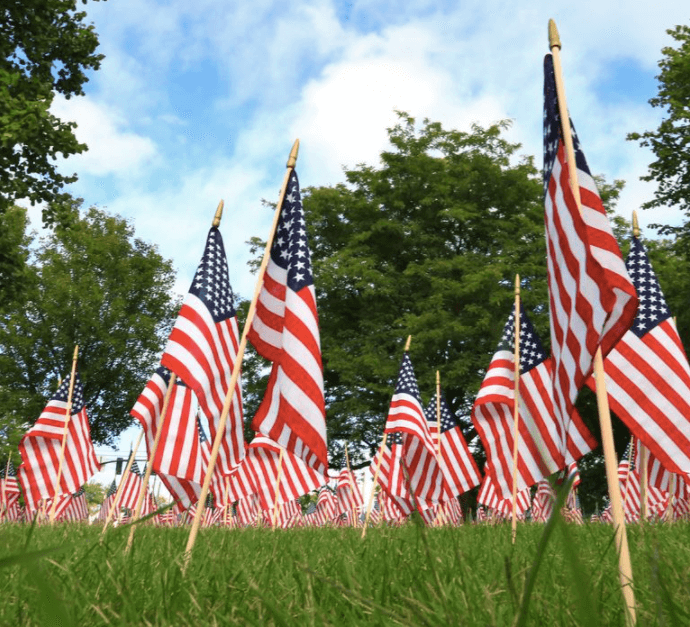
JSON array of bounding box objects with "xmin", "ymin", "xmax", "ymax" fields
[
  {"xmin": 632, "ymin": 212, "xmax": 649, "ymax": 523},
  {"xmin": 101, "ymin": 429, "xmax": 145, "ymax": 535},
  {"xmin": 344, "ymin": 444, "xmax": 358, "ymax": 527},
  {"xmin": 49, "ymin": 345, "xmax": 79, "ymax": 524},
  {"xmin": 550, "ymin": 20, "xmax": 636, "ymax": 625},
  {"xmin": 125, "ymin": 373, "xmax": 177, "ymax": 552},
  {"xmin": 361, "ymin": 432, "xmax": 387, "ymax": 538},
  {"xmin": 271, "ymin": 448, "xmax": 285, "ymax": 530},
  {"xmin": 183, "ymin": 141, "xmax": 300, "ymax": 569},
  {"xmin": 1, "ymin": 458, "xmax": 9, "ymax": 521},
  {"xmin": 510, "ymin": 275, "xmax": 521, "ymax": 544},
  {"xmin": 434, "ymin": 371, "xmax": 449, "ymax": 527}
]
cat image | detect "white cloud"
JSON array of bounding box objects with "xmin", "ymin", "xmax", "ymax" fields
[{"xmin": 52, "ymin": 97, "xmax": 157, "ymax": 177}]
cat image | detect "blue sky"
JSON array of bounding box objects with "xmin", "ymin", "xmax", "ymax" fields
[{"xmin": 30, "ymin": 0, "xmax": 688, "ymax": 483}]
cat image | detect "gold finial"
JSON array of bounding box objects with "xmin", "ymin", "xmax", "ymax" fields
[
  {"xmin": 404, "ymin": 335, "xmax": 412, "ymax": 352},
  {"xmin": 72, "ymin": 345, "xmax": 79, "ymax": 361},
  {"xmin": 515, "ymin": 274, "xmax": 520, "ymax": 295},
  {"xmin": 548, "ymin": 19, "xmax": 561, "ymax": 50},
  {"xmin": 632, "ymin": 210, "xmax": 640, "ymax": 238},
  {"xmin": 436, "ymin": 370, "xmax": 440, "ymax": 385},
  {"xmin": 212, "ymin": 200, "xmax": 224, "ymax": 228},
  {"xmin": 287, "ymin": 139, "xmax": 300, "ymax": 168}
]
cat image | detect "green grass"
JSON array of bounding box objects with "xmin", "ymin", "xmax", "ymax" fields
[{"xmin": 1, "ymin": 518, "xmax": 690, "ymax": 626}]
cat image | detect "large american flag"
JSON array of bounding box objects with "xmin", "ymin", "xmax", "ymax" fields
[
  {"xmin": 130, "ymin": 367, "xmax": 200, "ymax": 509},
  {"xmin": 472, "ymin": 309, "xmax": 596, "ymax": 500},
  {"xmin": 592, "ymin": 236, "xmax": 690, "ymax": 485},
  {"xmin": 248, "ymin": 171, "xmax": 328, "ymax": 475},
  {"xmin": 425, "ymin": 389, "xmax": 481, "ymax": 496},
  {"xmin": 161, "ymin": 226, "xmax": 244, "ymax": 475},
  {"xmin": 18, "ymin": 372, "xmax": 100, "ymax": 511},
  {"xmin": 543, "ymin": 53, "xmax": 638, "ymax": 436}
]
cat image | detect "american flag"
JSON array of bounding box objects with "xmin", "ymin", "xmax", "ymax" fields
[
  {"xmin": 131, "ymin": 366, "xmax": 201, "ymax": 509},
  {"xmin": 152, "ymin": 378, "xmax": 203, "ymax": 484},
  {"xmin": 368, "ymin": 431, "xmax": 414, "ymax": 515},
  {"xmin": 316, "ymin": 487, "xmax": 338, "ymax": 523},
  {"xmin": 591, "ymin": 235, "xmax": 690, "ymax": 485},
  {"xmin": 425, "ymin": 389, "xmax": 481, "ymax": 496},
  {"xmin": 236, "ymin": 493, "xmax": 260, "ymax": 527},
  {"xmin": 18, "ymin": 372, "xmax": 100, "ymax": 511},
  {"xmin": 543, "ymin": 53, "xmax": 638, "ymax": 438},
  {"xmin": 59, "ymin": 487, "xmax": 89, "ymax": 522},
  {"xmin": 477, "ymin": 461, "xmax": 530, "ymax": 517},
  {"xmin": 161, "ymin": 226, "xmax": 244, "ymax": 475},
  {"xmin": 97, "ymin": 479, "xmax": 118, "ymax": 522},
  {"xmin": 531, "ymin": 479, "xmax": 556, "ymax": 523},
  {"xmin": 118, "ymin": 460, "xmax": 144, "ymax": 510},
  {"xmin": 243, "ymin": 435, "xmax": 326, "ymax": 512},
  {"xmin": 335, "ymin": 469, "xmax": 363, "ymax": 516},
  {"xmin": 1, "ymin": 460, "xmax": 20, "ymax": 517},
  {"xmin": 384, "ymin": 352, "xmax": 449, "ymax": 506},
  {"xmin": 472, "ymin": 310, "xmax": 596, "ymax": 501},
  {"xmin": 247, "ymin": 171, "xmax": 328, "ymax": 475}
]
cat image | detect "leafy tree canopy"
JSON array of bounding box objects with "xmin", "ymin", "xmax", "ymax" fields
[
  {"xmin": 297, "ymin": 114, "xmax": 550, "ymax": 467},
  {"xmin": 628, "ymin": 25, "xmax": 690, "ymax": 238},
  {"xmin": 0, "ymin": 0, "xmax": 103, "ymax": 224},
  {"xmin": 0, "ymin": 201, "xmax": 178, "ymax": 456}
]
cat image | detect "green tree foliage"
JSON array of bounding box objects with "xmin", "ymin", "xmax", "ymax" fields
[
  {"xmin": 0, "ymin": 0, "xmax": 103, "ymax": 223},
  {"xmin": 301, "ymin": 114, "xmax": 550, "ymax": 467},
  {"xmin": 0, "ymin": 202, "xmax": 178, "ymax": 453},
  {"xmin": 628, "ymin": 25, "xmax": 690, "ymax": 237}
]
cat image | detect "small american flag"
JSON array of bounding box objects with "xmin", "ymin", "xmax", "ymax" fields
[
  {"xmin": 248, "ymin": 171, "xmax": 328, "ymax": 475},
  {"xmin": 161, "ymin": 227, "xmax": 245, "ymax": 476},
  {"xmin": 543, "ymin": 53, "xmax": 637, "ymax": 440},
  {"xmin": 425, "ymin": 388, "xmax": 481, "ymax": 496},
  {"xmin": 18, "ymin": 372, "xmax": 100, "ymax": 511},
  {"xmin": 592, "ymin": 235, "xmax": 690, "ymax": 486},
  {"xmin": 472, "ymin": 310, "xmax": 596, "ymax": 501}
]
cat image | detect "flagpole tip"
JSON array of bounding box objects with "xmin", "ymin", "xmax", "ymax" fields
[
  {"xmin": 287, "ymin": 139, "xmax": 300, "ymax": 168},
  {"xmin": 212, "ymin": 200, "xmax": 224, "ymax": 228},
  {"xmin": 72, "ymin": 345, "xmax": 79, "ymax": 361},
  {"xmin": 436, "ymin": 370, "xmax": 440, "ymax": 384},
  {"xmin": 548, "ymin": 19, "xmax": 561, "ymax": 49},
  {"xmin": 404, "ymin": 335, "xmax": 412, "ymax": 352},
  {"xmin": 632, "ymin": 210, "xmax": 640, "ymax": 238},
  {"xmin": 515, "ymin": 274, "xmax": 520, "ymax": 295}
]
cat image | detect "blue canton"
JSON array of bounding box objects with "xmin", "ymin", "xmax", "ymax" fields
[
  {"xmin": 53, "ymin": 372, "xmax": 86, "ymax": 413},
  {"xmin": 626, "ymin": 237, "xmax": 671, "ymax": 337},
  {"xmin": 497, "ymin": 311, "xmax": 548, "ymax": 374},
  {"xmin": 543, "ymin": 54, "xmax": 591, "ymax": 198},
  {"xmin": 270, "ymin": 171, "xmax": 314, "ymax": 292},
  {"xmin": 189, "ymin": 227, "xmax": 235, "ymax": 324}
]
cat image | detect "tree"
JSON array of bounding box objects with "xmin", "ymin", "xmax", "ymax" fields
[
  {"xmin": 299, "ymin": 114, "xmax": 550, "ymax": 468},
  {"xmin": 628, "ymin": 25, "xmax": 690, "ymax": 238},
  {"xmin": 0, "ymin": 0, "xmax": 103, "ymax": 224},
  {"xmin": 0, "ymin": 201, "xmax": 178, "ymax": 453}
]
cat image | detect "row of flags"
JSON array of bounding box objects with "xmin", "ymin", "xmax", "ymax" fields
[{"xmin": 5, "ymin": 46, "xmax": 690, "ymax": 542}]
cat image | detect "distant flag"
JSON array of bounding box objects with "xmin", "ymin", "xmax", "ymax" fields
[
  {"xmin": 161, "ymin": 226, "xmax": 245, "ymax": 475},
  {"xmin": 247, "ymin": 171, "xmax": 328, "ymax": 475},
  {"xmin": 131, "ymin": 366, "xmax": 200, "ymax": 509},
  {"xmin": 532, "ymin": 480, "xmax": 556, "ymax": 523},
  {"xmin": 477, "ymin": 461, "xmax": 530, "ymax": 517},
  {"xmin": 543, "ymin": 53, "xmax": 637, "ymax": 436},
  {"xmin": 589, "ymin": 235, "xmax": 690, "ymax": 485},
  {"xmin": 18, "ymin": 372, "xmax": 100, "ymax": 511},
  {"xmin": 97, "ymin": 480, "xmax": 118, "ymax": 523},
  {"xmin": 368, "ymin": 431, "xmax": 414, "ymax": 516},
  {"xmin": 118, "ymin": 461, "xmax": 144, "ymax": 510},
  {"xmin": 472, "ymin": 310, "xmax": 596, "ymax": 500},
  {"xmin": 243, "ymin": 435, "xmax": 326, "ymax": 513},
  {"xmin": 384, "ymin": 352, "xmax": 449, "ymax": 506},
  {"xmin": 335, "ymin": 469, "xmax": 363, "ymax": 517},
  {"xmin": 425, "ymin": 389, "xmax": 481, "ymax": 496},
  {"xmin": 316, "ymin": 487, "xmax": 338, "ymax": 523}
]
